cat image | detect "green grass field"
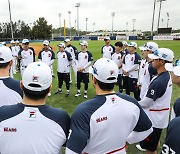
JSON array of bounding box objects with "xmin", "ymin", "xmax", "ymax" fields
[{"xmin": 15, "ymin": 40, "xmax": 180, "ymax": 154}]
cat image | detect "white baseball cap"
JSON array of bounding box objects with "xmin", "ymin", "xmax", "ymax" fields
[
  {"xmin": 64, "ymin": 38, "xmax": 71, "ymax": 42},
  {"xmin": 57, "ymin": 42, "xmax": 66, "ymax": 48},
  {"xmin": 10, "ymin": 40, "xmax": 15, "ymax": 44},
  {"xmin": 165, "ymin": 60, "xmax": 180, "ymax": 76},
  {"xmin": 22, "ymin": 39, "xmax": 29, "ymax": 44},
  {"xmin": 128, "ymin": 42, "xmax": 137, "ymax": 48},
  {"xmin": 80, "ymin": 40, "xmax": 88, "ymax": 46},
  {"xmin": 139, "ymin": 42, "xmax": 158, "ymax": 52},
  {"xmin": 148, "ymin": 48, "xmax": 174, "ymax": 62},
  {"xmin": 43, "ymin": 40, "xmax": 49, "ymax": 46},
  {"xmin": 122, "ymin": 41, "xmax": 128, "ymax": 46},
  {"xmin": 90, "ymin": 58, "xmax": 118, "ymax": 83},
  {"xmin": 22, "ymin": 62, "xmax": 52, "ymax": 92},
  {"xmin": 104, "ymin": 36, "xmax": 110, "ymax": 41},
  {"xmin": 15, "ymin": 40, "xmax": 19, "ymax": 44},
  {"xmin": 0, "ymin": 45, "xmax": 13, "ymax": 63}
]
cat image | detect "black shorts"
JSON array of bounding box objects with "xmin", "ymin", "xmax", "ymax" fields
[
  {"xmin": 57, "ymin": 72, "xmax": 70, "ymax": 83},
  {"xmin": 122, "ymin": 76, "xmax": 128, "ymax": 89},
  {"xmin": 128, "ymin": 77, "xmax": 138, "ymax": 92},
  {"xmin": 77, "ymin": 72, "xmax": 89, "ymax": 84},
  {"xmin": 116, "ymin": 74, "xmax": 123, "ymax": 87},
  {"xmin": 140, "ymin": 128, "xmax": 162, "ymax": 152}
]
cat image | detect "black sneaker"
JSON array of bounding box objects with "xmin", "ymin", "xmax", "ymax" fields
[
  {"xmin": 84, "ymin": 93, "xmax": 87, "ymax": 99},
  {"xmin": 52, "ymin": 75, "xmax": 55, "ymax": 78},
  {"xmin": 75, "ymin": 92, "xmax": 81, "ymax": 97},
  {"xmin": 55, "ymin": 89, "xmax": 62, "ymax": 94},
  {"xmin": 65, "ymin": 91, "xmax": 70, "ymax": 97}
]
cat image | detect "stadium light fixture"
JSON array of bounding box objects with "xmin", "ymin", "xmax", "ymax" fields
[
  {"xmin": 157, "ymin": 0, "xmax": 166, "ymax": 33},
  {"xmin": 8, "ymin": 0, "xmax": 14, "ymax": 39},
  {"xmin": 111, "ymin": 12, "xmax": 115, "ymax": 36},
  {"xmin": 68, "ymin": 11, "xmax": 71, "ymax": 37},
  {"xmin": 75, "ymin": 3, "xmax": 80, "ymax": 36},
  {"xmin": 58, "ymin": 13, "xmax": 62, "ymax": 37},
  {"xmin": 85, "ymin": 18, "xmax": 88, "ymax": 35}
]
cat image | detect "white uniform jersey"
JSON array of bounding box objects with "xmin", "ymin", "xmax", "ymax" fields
[
  {"xmin": 144, "ymin": 71, "xmax": 172, "ymax": 128},
  {"xmin": 123, "ymin": 52, "xmax": 141, "ymax": 79},
  {"xmin": 67, "ymin": 93, "xmax": 152, "ymax": 154},
  {"xmin": 76, "ymin": 51, "xmax": 93, "ymax": 73},
  {"xmin": 38, "ymin": 50, "xmax": 55, "ymax": 66},
  {"xmin": 15, "ymin": 45, "xmax": 21, "ymax": 53},
  {"xmin": 0, "ymin": 103, "xmax": 70, "ymax": 154},
  {"xmin": 0, "ymin": 77, "xmax": 23, "ymax": 107},
  {"xmin": 138, "ymin": 59, "xmax": 146, "ymax": 85},
  {"xmin": 65, "ymin": 45, "xmax": 77, "ymax": 61},
  {"xmin": 19, "ymin": 48, "xmax": 35, "ymax": 67},
  {"xmin": 101, "ymin": 45, "xmax": 115, "ymax": 59},
  {"xmin": 57, "ymin": 51, "xmax": 72, "ymax": 73},
  {"xmin": 111, "ymin": 52, "xmax": 123, "ymax": 74},
  {"xmin": 10, "ymin": 46, "xmax": 17, "ymax": 57},
  {"xmin": 140, "ymin": 61, "xmax": 157, "ymax": 99}
]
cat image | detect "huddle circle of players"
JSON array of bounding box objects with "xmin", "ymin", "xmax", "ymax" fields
[{"xmin": 0, "ymin": 37, "xmax": 180, "ymax": 153}]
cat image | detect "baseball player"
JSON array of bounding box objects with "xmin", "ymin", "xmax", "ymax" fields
[
  {"xmin": 122, "ymin": 41, "xmax": 129, "ymax": 55},
  {"xmin": 122, "ymin": 42, "xmax": 141, "ymax": 100},
  {"xmin": 112, "ymin": 41, "xmax": 125, "ymax": 92},
  {"xmin": 161, "ymin": 60, "xmax": 180, "ymax": 154},
  {"xmin": 15, "ymin": 40, "xmax": 22, "ymax": 71},
  {"xmin": 18, "ymin": 39, "xmax": 35, "ymax": 77},
  {"xmin": 0, "ymin": 45, "xmax": 23, "ymax": 107},
  {"xmin": 75, "ymin": 40, "xmax": 93, "ymax": 99},
  {"xmin": 138, "ymin": 42, "xmax": 158, "ymax": 100},
  {"xmin": 66, "ymin": 58, "xmax": 153, "ymax": 154},
  {"xmin": 101, "ymin": 36, "xmax": 115, "ymax": 59},
  {"xmin": 64, "ymin": 38, "xmax": 78, "ymax": 84},
  {"xmin": 138, "ymin": 48, "xmax": 174, "ymax": 154},
  {"xmin": 55, "ymin": 43, "xmax": 72, "ymax": 97},
  {"xmin": 0, "ymin": 61, "xmax": 70, "ymax": 154},
  {"xmin": 9, "ymin": 40, "xmax": 17, "ymax": 74}
]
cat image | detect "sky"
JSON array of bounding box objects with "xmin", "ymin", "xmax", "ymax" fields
[{"xmin": 1, "ymin": 0, "xmax": 180, "ymax": 32}]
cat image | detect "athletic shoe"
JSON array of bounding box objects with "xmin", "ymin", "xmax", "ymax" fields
[
  {"xmin": 55, "ymin": 89, "xmax": 62, "ymax": 94},
  {"xmin": 69, "ymin": 80, "xmax": 72, "ymax": 84},
  {"xmin": 48, "ymin": 92, "xmax": 51, "ymax": 97},
  {"xmin": 52, "ymin": 75, "xmax": 55, "ymax": 78},
  {"xmin": 84, "ymin": 94, "xmax": 87, "ymax": 99},
  {"xmin": 65, "ymin": 91, "xmax": 70, "ymax": 97},
  {"xmin": 75, "ymin": 92, "xmax": 81, "ymax": 97},
  {"xmin": 136, "ymin": 144, "xmax": 146, "ymax": 152}
]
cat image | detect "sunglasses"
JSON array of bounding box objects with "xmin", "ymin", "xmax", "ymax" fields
[{"xmin": 24, "ymin": 42, "xmax": 29, "ymax": 45}]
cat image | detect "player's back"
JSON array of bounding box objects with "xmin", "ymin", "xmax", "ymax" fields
[
  {"xmin": 0, "ymin": 77, "xmax": 23, "ymax": 107},
  {"xmin": 0, "ymin": 103, "xmax": 70, "ymax": 154},
  {"xmin": 67, "ymin": 93, "xmax": 151, "ymax": 154}
]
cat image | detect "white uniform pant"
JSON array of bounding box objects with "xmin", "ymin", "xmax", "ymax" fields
[
  {"xmin": 12, "ymin": 57, "xmax": 17, "ymax": 74},
  {"xmin": 20, "ymin": 66, "xmax": 27, "ymax": 77},
  {"xmin": 70, "ymin": 61, "xmax": 77, "ymax": 82}
]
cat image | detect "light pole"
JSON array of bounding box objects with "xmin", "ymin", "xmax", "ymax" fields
[
  {"xmin": 132, "ymin": 19, "xmax": 136, "ymax": 35},
  {"xmin": 68, "ymin": 11, "xmax": 71, "ymax": 37},
  {"xmin": 167, "ymin": 12, "xmax": 169, "ymax": 28},
  {"xmin": 151, "ymin": 0, "xmax": 156, "ymax": 36},
  {"xmin": 93, "ymin": 22, "xmax": 95, "ymax": 33},
  {"xmin": 157, "ymin": 0, "xmax": 166, "ymax": 34},
  {"xmin": 85, "ymin": 18, "xmax": 88, "ymax": 35},
  {"xmin": 126, "ymin": 22, "xmax": 128, "ymax": 32},
  {"xmin": 8, "ymin": 0, "xmax": 14, "ymax": 39},
  {"xmin": 75, "ymin": 3, "xmax": 80, "ymax": 36},
  {"xmin": 58, "ymin": 13, "xmax": 62, "ymax": 37},
  {"xmin": 161, "ymin": 18, "xmax": 164, "ymax": 27},
  {"xmin": 111, "ymin": 12, "xmax": 115, "ymax": 36}
]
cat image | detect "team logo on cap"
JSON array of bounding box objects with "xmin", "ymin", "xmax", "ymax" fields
[
  {"xmin": 29, "ymin": 110, "xmax": 36, "ymax": 118},
  {"xmin": 33, "ymin": 76, "xmax": 39, "ymax": 82},
  {"xmin": 162, "ymin": 54, "xmax": 167, "ymax": 58}
]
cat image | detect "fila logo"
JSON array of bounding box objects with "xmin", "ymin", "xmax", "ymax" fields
[
  {"xmin": 96, "ymin": 116, "xmax": 108, "ymax": 123},
  {"xmin": 4, "ymin": 127, "xmax": 17, "ymax": 132},
  {"xmin": 29, "ymin": 110, "xmax": 36, "ymax": 118}
]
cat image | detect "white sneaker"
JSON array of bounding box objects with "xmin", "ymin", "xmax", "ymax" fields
[
  {"xmin": 75, "ymin": 92, "xmax": 81, "ymax": 97},
  {"xmin": 136, "ymin": 144, "xmax": 146, "ymax": 152},
  {"xmin": 48, "ymin": 93, "xmax": 51, "ymax": 97},
  {"xmin": 84, "ymin": 94, "xmax": 87, "ymax": 99}
]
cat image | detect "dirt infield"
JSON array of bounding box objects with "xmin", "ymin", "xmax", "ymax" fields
[{"xmin": 30, "ymin": 45, "xmax": 43, "ymax": 55}]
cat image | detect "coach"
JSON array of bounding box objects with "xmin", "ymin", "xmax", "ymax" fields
[{"xmin": 66, "ymin": 58, "xmax": 153, "ymax": 154}]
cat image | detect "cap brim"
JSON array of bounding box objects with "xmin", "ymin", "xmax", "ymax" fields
[
  {"xmin": 165, "ymin": 63, "xmax": 173, "ymax": 71},
  {"xmin": 148, "ymin": 54, "xmax": 159, "ymax": 60},
  {"xmin": 139, "ymin": 47, "xmax": 147, "ymax": 51}
]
